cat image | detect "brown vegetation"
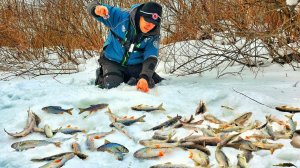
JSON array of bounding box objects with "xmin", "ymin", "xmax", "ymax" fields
[
  {"xmin": 159, "ymin": 0, "xmax": 300, "ymax": 76},
  {"xmin": 0, "ymin": 0, "xmax": 299, "ymax": 79}
]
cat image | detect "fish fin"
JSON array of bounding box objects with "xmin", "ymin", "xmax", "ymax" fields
[
  {"xmin": 54, "ymin": 142, "xmax": 61, "ymax": 147},
  {"xmin": 166, "ymin": 131, "xmax": 175, "ymax": 141},
  {"xmin": 55, "ymin": 159, "xmax": 62, "ymax": 163},
  {"xmin": 104, "ymin": 139, "xmax": 111, "ymax": 144},
  {"xmin": 157, "ymin": 150, "xmax": 164, "ymax": 157},
  {"xmin": 78, "ymin": 108, "xmax": 85, "ymax": 114},
  {"xmin": 137, "ymin": 115, "xmax": 146, "ymax": 122},
  {"xmin": 4, "ymin": 129, "xmax": 11, "ymax": 135},
  {"xmin": 94, "ymin": 135, "xmax": 101, "ymax": 139},
  {"xmin": 270, "ymin": 148, "xmax": 275, "ymax": 154},
  {"xmin": 66, "ymin": 108, "xmax": 73, "ymax": 115},
  {"xmin": 155, "ymin": 144, "xmax": 161, "ymax": 148},
  {"xmin": 188, "ymin": 150, "xmax": 193, "ymax": 158},
  {"xmin": 158, "ymin": 103, "xmax": 165, "ymax": 111}
]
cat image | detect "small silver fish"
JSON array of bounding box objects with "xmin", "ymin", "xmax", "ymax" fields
[
  {"xmin": 179, "ymin": 142, "xmax": 211, "ymax": 155},
  {"xmin": 42, "ymin": 106, "xmax": 73, "ymax": 115},
  {"xmin": 11, "ymin": 140, "xmax": 61, "ymax": 151},
  {"xmin": 131, "ymin": 103, "xmax": 165, "ymax": 112},
  {"xmin": 87, "ymin": 129, "xmax": 115, "ymax": 139},
  {"xmin": 56, "ymin": 127, "xmax": 86, "ymax": 135},
  {"xmin": 139, "ymin": 139, "xmax": 180, "ymax": 148},
  {"xmin": 203, "ymin": 114, "xmax": 226, "ymax": 124},
  {"xmin": 86, "ymin": 129, "xmax": 115, "ymax": 151},
  {"xmin": 188, "ymin": 149, "xmax": 210, "ymax": 167},
  {"xmin": 78, "ymin": 103, "xmax": 108, "ymax": 114},
  {"xmin": 150, "ymin": 162, "xmax": 194, "ymax": 168},
  {"xmin": 105, "ymin": 108, "xmax": 120, "ymax": 122},
  {"xmin": 218, "ymin": 133, "xmax": 241, "ymax": 147},
  {"xmin": 112, "ymin": 115, "xmax": 146, "ymax": 126},
  {"xmin": 105, "ymin": 108, "xmax": 136, "ymax": 141},
  {"xmin": 97, "ymin": 140, "xmax": 129, "ymax": 160},
  {"xmin": 215, "ymin": 145, "xmax": 229, "ymax": 168},
  {"xmin": 275, "ymin": 105, "xmax": 300, "ymax": 113},
  {"xmin": 273, "ymin": 163, "xmax": 297, "ymax": 167},
  {"xmin": 4, "ymin": 111, "xmax": 37, "ymax": 138},
  {"xmin": 147, "ymin": 115, "xmax": 182, "ymax": 131},
  {"xmin": 111, "ymin": 122, "xmax": 135, "ymax": 141},
  {"xmin": 39, "ymin": 153, "xmax": 75, "ymax": 168},
  {"xmin": 31, "ymin": 152, "xmax": 74, "ymax": 162},
  {"xmin": 134, "ymin": 147, "xmax": 169, "ymax": 159},
  {"xmin": 181, "ymin": 135, "xmax": 221, "ymax": 146},
  {"xmin": 252, "ymin": 141, "xmax": 284, "ymax": 154},
  {"xmin": 228, "ymin": 112, "xmax": 252, "ymax": 126}
]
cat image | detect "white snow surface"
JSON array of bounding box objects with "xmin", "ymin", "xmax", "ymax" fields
[
  {"xmin": 286, "ymin": 0, "xmax": 299, "ymax": 6},
  {"xmin": 0, "ymin": 57, "xmax": 300, "ymax": 168}
]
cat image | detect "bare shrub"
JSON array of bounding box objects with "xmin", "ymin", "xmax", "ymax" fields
[
  {"xmin": 1, "ymin": 0, "xmax": 299, "ymax": 80},
  {"xmin": 159, "ymin": 0, "xmax": 300, "ymax": 77}
]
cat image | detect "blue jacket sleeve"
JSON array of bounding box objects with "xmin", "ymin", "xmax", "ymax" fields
[
  {"xmin": 87, "ymin": 1, "xmax": 126, "ymax": 29},
  {"xmin": 143, "ymin": 36, "xmax": 160, "ymax": 61}
]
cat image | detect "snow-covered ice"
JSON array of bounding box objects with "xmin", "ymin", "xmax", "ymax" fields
[{"xmin": 0, "ymin": 57, "xmax": 300, "ymax": 168}]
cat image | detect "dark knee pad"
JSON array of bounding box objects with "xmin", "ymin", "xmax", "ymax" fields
[{"xmin": 103, "ymin": 72, "xmax": 124, "ymax": 89}]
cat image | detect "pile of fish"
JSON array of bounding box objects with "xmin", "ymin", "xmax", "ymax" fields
[{"xmin": 4, "ymin": 102, "xmax": 300, "ymax": 168}]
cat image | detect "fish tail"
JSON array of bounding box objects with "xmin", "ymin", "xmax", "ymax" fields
[
  {"xmin": 54, "ymin": 142, "xmax": 61, "ymax": 147},
  {"xmin": 66, "ymin": 108, "xmax": 73, "ymax": 115},
  {"xmin": 284, "ymin": 114, "xmax": 294, "ymax": 119},
  {"xmin": 30, "ymin": 158, "xmax": 43, "ymax": 162},
  {"xmin": 158, "ymin": 103, "xmax": 165, "ymax": 111},
  {"xmin": 137, "ymin": 115, "xmax": 146, "ymax": 122},
  {"xmin": 78, "ymin": 108, "xmax": 85, "ymax": 114},
  {"xmin": 143, "ymin": 128, "xmax": 151, "ymax": 132},
  {"xmin": 4, "ymin": 129, "xmax": 10, "ymax": 135}
]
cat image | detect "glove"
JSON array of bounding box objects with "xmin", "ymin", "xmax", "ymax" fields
[
  {"xmin": 136, "ymin": 78, "xmax": 149, "ymax": 92},
  {"xmin": 95, "ymin": 5, "xmax": 109, "ymax": 17}
]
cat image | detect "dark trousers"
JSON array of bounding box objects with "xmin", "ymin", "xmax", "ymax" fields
[{"xmin": 95, "ymin": 56, "xmax": 163, "ymax": 89}]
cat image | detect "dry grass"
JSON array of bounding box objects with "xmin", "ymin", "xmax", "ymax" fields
[{"xmin": 0, "ymin": 0, "xmax": 299, "ymax": 79}]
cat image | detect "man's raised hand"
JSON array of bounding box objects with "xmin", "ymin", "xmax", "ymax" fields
[{"xmin": 95, "ymin": 5, "xmax": 109, "ymax": 18}]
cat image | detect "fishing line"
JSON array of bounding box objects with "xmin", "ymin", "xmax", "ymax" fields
[{"xmin": 232, "ymin": 88, "xmax": 274, "ymax": 109}]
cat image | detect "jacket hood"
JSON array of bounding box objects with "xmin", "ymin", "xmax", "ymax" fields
[{"xmin": 129, "ymin": 4, "xmax": 161, "ymax": 37}]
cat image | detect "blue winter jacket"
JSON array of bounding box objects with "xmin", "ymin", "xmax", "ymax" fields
[{"xmin": 87, "ymin": 1, "xmax": 161, "ymax": 66}]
